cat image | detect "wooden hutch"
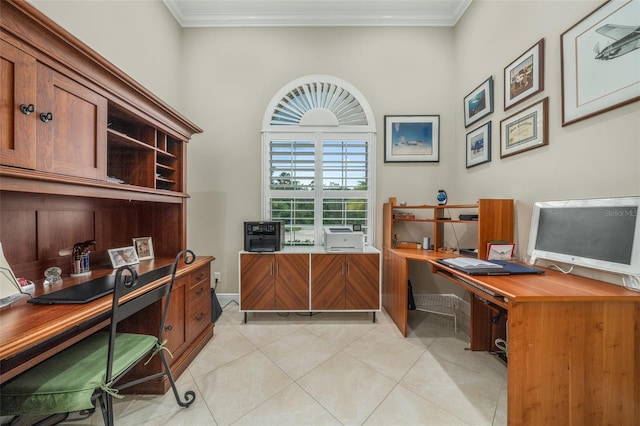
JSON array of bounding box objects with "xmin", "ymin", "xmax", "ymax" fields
[{"xmin": 0, "ymin": 0, "xmax": 213, "ymax": 393}]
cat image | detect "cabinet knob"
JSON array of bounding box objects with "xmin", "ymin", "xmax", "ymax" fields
[
  {"xmin": 195, "ymin": 313, "xmax": 204, "ymax": 321},
  {"xmin": 164, "ymin": 324, "xmax": 173, "ymax": 331},
  {"xmin": 40, "ymin": 112, "xmax": 53, "ymax": 122},
  {"xmin": 20, "ymin": 104, "xmax": 35, "ymax": 115}
]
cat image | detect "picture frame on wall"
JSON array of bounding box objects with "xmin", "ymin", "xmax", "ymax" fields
[
  {"xmin": 463, "ymin": 77, "xmax": 494, "ymax": 127},
  {"xmin": 107, "ymin": 246, "xmax": 140, "ymax": 268},
  {"xmin": 504, "ymin": 39, "xmax": 545, "ymax": 110},
  {"xmin": 466, "ymin": 121, "xmax": 491, "ymax": 168},
  {"xmin": 133, "ymin": 237, "xmax": 154, "ymax": 260},
  {"xmin": 500, "ymin": 97, "xmax": 549, "ymax": 158},
  {"xmin": 384, "ymin": 115, "xmax": 440, "ymax": 163},
  {"xmin": 560, "ymin": 0, "xmax": 640, "ymax": 126}
]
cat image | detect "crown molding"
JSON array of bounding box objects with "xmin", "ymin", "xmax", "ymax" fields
[{"xmin": 163, "ymin": 0, "xmax": 473, "ymax": 28}]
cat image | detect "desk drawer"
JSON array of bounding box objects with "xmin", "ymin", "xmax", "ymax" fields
[
  {"xmin": 190, "ymin": 265, "xmax": 210, "ymax": 287},
  {"xmin": 186, "ymin": 277, "xmax": 210, "ymax": 341}
]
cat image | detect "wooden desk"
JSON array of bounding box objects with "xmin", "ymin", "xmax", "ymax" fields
[
  {"xmin": 0, "ymin": 256, "xmax": 215, "ymax": 392},
  {"xmin": 383, "ymin": 247, "xmax": 640, "ymax": 425}
]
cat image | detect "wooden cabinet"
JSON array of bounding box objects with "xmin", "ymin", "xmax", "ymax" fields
[
  {"xmin": 1, "ymin": 39, "xmax": 37, "ymax": 169},
  {"xmin": 240, "ymin": 253, "xmax": 309, "ymax": 311},
  {"xmin": 0, "ymin": 1, "xmax": 211, "ymax": 395},
  {"xmin": 163, "ymin": 275, "xmax": 187, "ymax": 358},
  {"xmin": 186, "ymin": 265, "xmax": 211, "ymax": 342},
  {"xmin": 383, "ymin": 198, "xmax": 514, "ymax": 259},
  {"xmin": 1, "ymin": 40, "xmax": 107, "ymax": 178},
  {"xmin": 36, "ymin": 63, "xmax": 107, "ymax": 179},
  {"xmin": 240, "ymin": 250, "xmax": 380, "ymax": 317},
  {"xmin": 311, "ymin": 253, "xmax": 379, "ymax": 310}
]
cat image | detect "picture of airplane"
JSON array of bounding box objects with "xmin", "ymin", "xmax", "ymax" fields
[{"xmin": 594, "ymin": 24, "xmax": 640, "ymax": 60}]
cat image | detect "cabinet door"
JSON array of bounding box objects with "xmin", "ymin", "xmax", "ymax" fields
[
  {"xmin": 345, "ymin": 254, "xmax": 380, "ymax": 310},
  {"xmin": 311, "ymin": 254, "xmax": 345, "ymax": 309},
  {"xmin": 275, "ymin": 254, "xmax": 309, "ymax": 310},
  {"xmin": 0, "ymin": 40, "xmax": 36, "ymax": 169},
  {"xmin": 240, "ymin": 254, "xmax": 275, "ymax": 310},
  {"xmin": 36, "ymin": 63, "xmax": 107, "ymax": 179},
  {"xmin": 163, "ymin": 278, "xmax": 187, "ymax": 360}
]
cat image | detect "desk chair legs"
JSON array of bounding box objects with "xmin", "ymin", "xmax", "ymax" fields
[{"xmin": 93, "ymin": 350, "xmax": 195, "ymax": 426}]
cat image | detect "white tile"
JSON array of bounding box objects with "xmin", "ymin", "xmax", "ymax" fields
[
  {"xmin": 364, "ymin": 384, "xmax": 471, "ymax": 426},
  {"xmin": 110, "ymin": 378, "xmax": 214, "ymax": 426},
  {"xmin": 232, "ymin": 383, "xmax": 340, "ymax": 426},
  {"xmin": 303, "ymin": 321, "xmax": 376, "ymax": 348},
  {"xmin": 298, "ymin": 352, "xmax": 396, "ymax": 425},
  {"xmin": 400, "ymin": 349, "xmax": 503, "ymax": 426},
  {"xmin": 188, "ymin": 324, "xmax": 257, "ymax": 378},
  {"xmin": 261, "ymin": 328, "xmax": 340, "ymax": 379},
  {"xmin": 195, "ymin": 350, "xmax": 292, "ymax": 425},
  {"xmin": 233, "ymin": 317, "xmax": 302, "ymax": 348},
  {"xmin": 343, "ymin": 327, "xmax": 425, "ymax": 381}
]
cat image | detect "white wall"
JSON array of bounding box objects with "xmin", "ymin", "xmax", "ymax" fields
[
  {"xmin": 454, "ymin": 0, "xmax": 640, "ymax": 272},
  {"xmin": 30, "ymin": 0, "xmax": 185, "ymax": 111},
  {"xmin": 27, "ymin": 0, "xmax": 640, "ymax": 293},
  {"xmin": 181, "ymin": 26, "xmax": 457, "ymax": 292}
]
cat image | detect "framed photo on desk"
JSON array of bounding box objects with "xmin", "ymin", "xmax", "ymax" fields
[{"xmin": 108, "ymin": 246, "xmax": 139, "ymax": 268}]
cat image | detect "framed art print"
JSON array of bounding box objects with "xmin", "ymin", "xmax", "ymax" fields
[
  {"xmin": 464, "ymin": 77, "xmax": 494, "ymax": 127},
  {"xmin": 561, "ymin": 0, "xmax": 640, "ymax": 126},
  {"xmin": 504, "ymin": 39, "xmax": 545, "ymax": 110},
  {"xmin": 466, "ymin": 121, "xmax": 491, "ymax": 168},
  {"xmin": 384, "ymin": 115, "xmax": 440, "ymax": 163},
  {"xmin": 500, "ymin": 97, "xmax": 549, "ymax": 158}
]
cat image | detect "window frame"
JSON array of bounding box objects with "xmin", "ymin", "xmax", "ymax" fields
[{"xmin": 262, "ymin": 130, "xmax": 376, "ymax": 246}]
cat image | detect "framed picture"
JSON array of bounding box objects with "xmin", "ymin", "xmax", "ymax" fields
[
  {"xmin": 500, "ymin": 97, "xmax": 549, "ymax": 158},
  {"xmin": 463, "ymin": 77, "xmax": 494, "ymax": 127},
  {"xmin": 133, "ymin": 237, "xmax": 154, "ymax": 260},
  {"xmin": 384, "ymin": 115, "xmax": 440, "ymax": 163},
  {"xmin": 466, "ymin": 121, "xmax": 491, "ymax": 168},
  {"xmin": 108, "ymin": 246, "xmax": 140, "ymax": 268},
  {"xmin": 561, "ymin": 0, "xmax": 640, "ymax": 126},
  {"xmin": 504, "ymin": 39, "xmax": 545, "ymax": 110}
]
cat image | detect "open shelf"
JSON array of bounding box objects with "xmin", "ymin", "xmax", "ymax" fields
[{"xmin": 107, "ymin": 104, "xmax": 184, "ymax": 192}]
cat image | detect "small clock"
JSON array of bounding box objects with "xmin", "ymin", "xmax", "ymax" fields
[{"xmin": 44, "ymin": 266, "xmax": 63, "ymax": 286}]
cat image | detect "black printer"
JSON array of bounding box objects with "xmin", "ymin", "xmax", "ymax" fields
[{"xmin": 244, "ymin": 221, "xmax": 284, "ymax": 252}]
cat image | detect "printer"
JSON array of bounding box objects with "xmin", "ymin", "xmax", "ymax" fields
[
  {"xmin": 323, "ymin": 226, "xmax": 364, "ymax": 252},
  {"xmin": 244, "ymin": 221, "xmax": 284, "ymax": 252}
]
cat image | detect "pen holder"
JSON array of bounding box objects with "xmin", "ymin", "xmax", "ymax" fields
[{"xmin": 70, "ymin": 252, "xmax": 91, "ymax": 277}]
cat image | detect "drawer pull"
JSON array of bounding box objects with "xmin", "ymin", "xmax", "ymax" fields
[
  {"xmin": 195, "ymin": 273, "xmax": 205, "ymax": 281},
  {"xmin": 195, "ymin": 287, "xmax": 204, "ymax": 296},
  {"xmin": 40, "ymin": 112, "xmax": 53, "ymax": 122},
  {"xmin": 20, "ymin": 104, "xmax": 35, "ymax": 115},
  {"xmin": 195, "ymin": 313, "xmax": 204, "ymax": 321}
]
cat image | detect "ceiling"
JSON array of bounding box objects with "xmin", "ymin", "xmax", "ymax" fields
[{"xmin": 162, "ymin": 0, "xmax": 473, "ymax": 28}]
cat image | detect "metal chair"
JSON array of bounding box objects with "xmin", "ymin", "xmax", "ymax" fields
[{"xmin": 0, "ymin": 250, "xmax": 197, "ymax": 425}]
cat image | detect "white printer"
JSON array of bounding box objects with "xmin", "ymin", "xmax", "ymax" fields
[{"xmin": 323, "ymin": 226, "xmax": 364, "ymax": 252}]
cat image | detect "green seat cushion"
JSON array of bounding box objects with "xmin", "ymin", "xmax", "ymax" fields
[{"xmin": 0, "ymin": 332, "xmax": 156, "ymax": 416}]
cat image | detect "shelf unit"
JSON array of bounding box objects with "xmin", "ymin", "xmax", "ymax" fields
[
  {"xmin": 107, "ymin": 104, "xmax": 183, "ymax": 192},
  {"xmin": 383, "ymin": 197, "xmax": 514, "ymax": 259}
]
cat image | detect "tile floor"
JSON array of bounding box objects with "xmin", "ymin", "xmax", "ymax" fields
[{"xmin": 49, "ymin": 305, "xmax": 508, "ymax": 425}]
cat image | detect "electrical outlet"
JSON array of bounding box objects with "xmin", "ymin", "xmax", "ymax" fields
[{"xmin": 214, "ymin": 272, "xmax": 221, "ymax": 282}]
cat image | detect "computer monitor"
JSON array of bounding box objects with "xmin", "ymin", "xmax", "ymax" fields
[{"xmin": 527, "ymin": 197, "xmax": 640, "ymax": 279}]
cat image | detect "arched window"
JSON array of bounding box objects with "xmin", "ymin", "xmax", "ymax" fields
[{"xmin": 262, "ymin": 75, "xmax": 376, "ymax": 246}]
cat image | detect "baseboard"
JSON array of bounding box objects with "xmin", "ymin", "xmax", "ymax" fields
[{"xmin": 216, "ymin": 293, "xmax": 239, "ymax": 306}]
